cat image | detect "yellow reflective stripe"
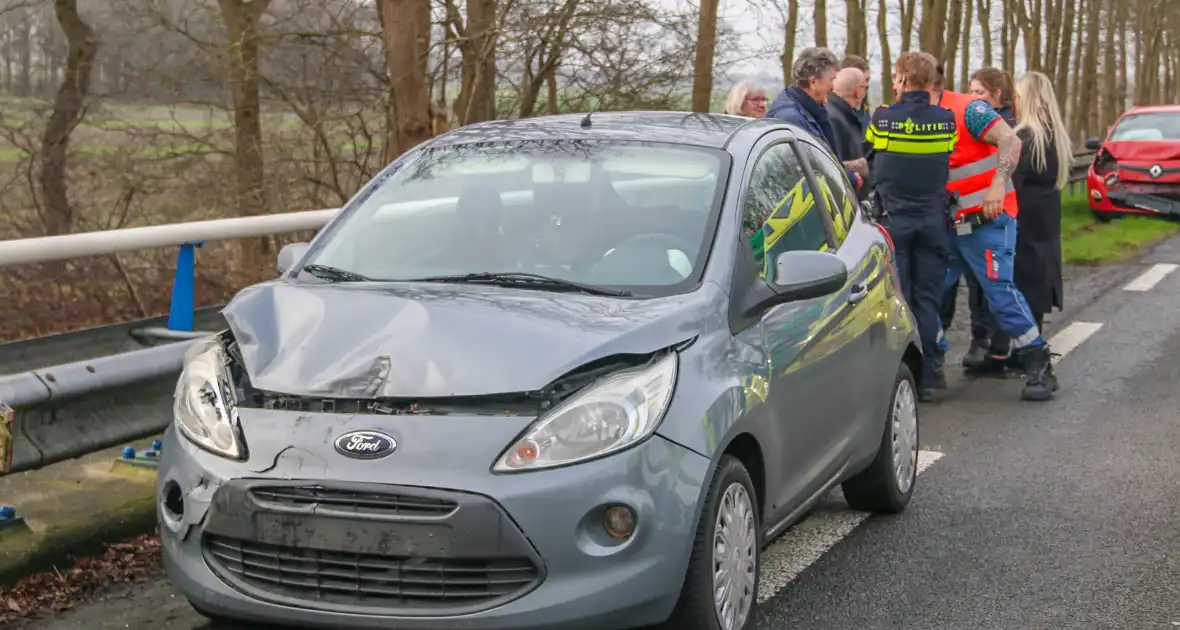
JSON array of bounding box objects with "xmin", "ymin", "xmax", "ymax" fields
[
  {"xmin": 883, "ymin": 138, "xmax": 957, "ymax": 154},
  {"xmin": 866, "ymin": 124, "xmax": 887, "ymax": 144},
  {"xmin": 869, "ymin": 130, "xmax": 957, "ymax": 142}
]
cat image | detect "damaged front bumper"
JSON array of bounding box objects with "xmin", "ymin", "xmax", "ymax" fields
[{"xmin": 155, "ymin": 407, "xmax": 710, "ymax": 630}]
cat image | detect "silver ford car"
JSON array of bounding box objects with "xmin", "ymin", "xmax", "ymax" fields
[{"xmin": 156, "ymin": 111, "xmax": 924, "ymax": 630}]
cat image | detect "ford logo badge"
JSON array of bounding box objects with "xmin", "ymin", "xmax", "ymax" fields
[{"xmin": 334, "ymin": 430, "xmax": 397, "ymax": 460}]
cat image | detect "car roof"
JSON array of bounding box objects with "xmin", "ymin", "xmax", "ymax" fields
[
  {"xmin": 427, "ymin": 111, "xmax": 795, "ymax": 150},
  {"xmin": 1122, "ymin": 105, "xmax": 1180, "ymax": 116}
]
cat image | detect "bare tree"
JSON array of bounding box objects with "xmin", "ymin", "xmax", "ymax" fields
[
  {"xmin": 38, "ymin": 0, "xmax": 98, "ymax": 236},
  {"xmin": 379, "ymin": 0, "xmax": 432, "ymax": 160}
]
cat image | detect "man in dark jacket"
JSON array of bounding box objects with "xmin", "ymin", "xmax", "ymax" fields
[
  {"xmin": 825, "ymin": 67, "xmax": 870, "ymax": 197},
  {"xmin": 766, "ymin": 47, "xmax": 865, "ymax": 191},
  {"xmin": 840, "ymin": 54, "xmax": 872, "ymax": 126}
]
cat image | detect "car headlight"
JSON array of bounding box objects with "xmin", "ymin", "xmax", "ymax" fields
[
  {"xmin": 173, "ymin": 336, "xmax": 245, "ymax": 460},
  {"xmin": 493, "ymin": 352, "xmax": 678, "ymax": 473}
]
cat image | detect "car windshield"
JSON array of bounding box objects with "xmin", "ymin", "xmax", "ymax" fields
[
  {"xmin": 1110, "ymin": 112, "xmax": 1180, "ymax": 141},
  {"xmin": 304, "ymin": 139, "xmax": 726, "ymax": 295}
]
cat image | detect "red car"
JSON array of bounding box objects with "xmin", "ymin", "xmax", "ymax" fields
[{"xmin": 1085, "ymin": 104, "xmax": 1180, "ymax": 222}]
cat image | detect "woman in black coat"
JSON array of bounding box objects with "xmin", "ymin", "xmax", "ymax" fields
[{"xmin": 1011, "ymin": 71, "xmax": 1071, "ymax": 333}]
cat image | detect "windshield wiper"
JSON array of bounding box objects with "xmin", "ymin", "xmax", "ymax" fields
[
  {"xmin": 301, "ymin": 264, "xmax": 372, "ymax": 283},
  {"xmin": 410, "ymin": 272, "xmax": 632, "ymax": 297}
]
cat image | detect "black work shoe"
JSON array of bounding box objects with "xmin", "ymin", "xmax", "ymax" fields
[
  {"xmin": 1018, "ymin": 345, "xmax": 1055, "ymax": 401},
  {"xmin": 1047, "ymin": 352, "xmax": 1061, "ymax": 392},
  {"xmin": 918, "ymin": 388, "xmax": 935, "ymax": 403},
  {"xmin": 967, "ymin": 352, "xmax": 1009, "ymax": 377},
  {"xmin": 961, "ymin": 338, "xmax": 990, "ymax": 368},
  {"xmin": 929, "ymin": 355, "xmax": 948, "ymax": 389}
]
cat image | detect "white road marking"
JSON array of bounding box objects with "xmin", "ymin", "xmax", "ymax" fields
[
  {"xmin": 1123, "ymin": 263, "xmax": 1179, "ymax": 292},
  {"xmin": 756, "ymin": 450, "xmax": 946, "ymax": 603},
  {"xmin": 1047, "ymin": 321, "xmax": 1104, "ymax": 359}
]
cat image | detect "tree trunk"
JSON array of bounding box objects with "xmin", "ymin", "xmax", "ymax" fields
[
  {"xmin": 378, "ymin": 0, "xmax": 433, "ymax": 162},
  {"xmin": 942, "ymin": 0, "xmax": 962, "ymax": 89},
  {"xmin": 1067, "ymin": 0, "xmax": 1085, "ymax": 138},
  {"xmin": 1077, "ymin": 0, "xmax": 1101, "ymax": 142},
  {"xmin": 876, "ymin": 0, "xmax": 893, "ymax": 104},
  {"xmin": 449, "ymin": 0, "xmax": 498, "ymax": 125},
  {"xmin": 975, "ymin": 0, "xmax": 992, "ymax": 65},
  {"xmin": 1053, "ymin": 0, "xmax": 1076, "ymax": 101},
  {"xmin": 38, "ymin": 0, "xmax": 98, "ymax": 237},
  {"xmin": 900, "ymin": 0, "xmax": 916, "ymax": 51},
  {"xmin": 814, "ymin": 0, "xmax": 827, "ymax": 47},
  {"xmin": 958, "ymin": 0, "xmax": 972, "ymax": 92},
  {"xmin": 1099, "ymin": 0, "xmax": 1118, "ymax": 129},
  {"xmin": 217, "ymin": 0, "xmax": 273, "ymax": 274},
  {"xmin": 1043, "ymin": 0, "xmax": 1063, "ymax": 76},
  {"xmin": 918, "ymin": 0, "xmax": 948, "ymax": 59},
  {"xmin": 691, "ymin": 0, "xmax": 719, "ymax": 112},
  {"xmin": 844, "ymin": 0, "xmax": 867, "ymax": 57},
  {"xmin": 780, "ymin": 0, "xmax": 799, "ymax": 86}
]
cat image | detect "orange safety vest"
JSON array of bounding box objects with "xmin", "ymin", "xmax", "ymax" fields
[{"xmin": 938, "ymin": 90, "xmax": 1019, "ymax": 219}]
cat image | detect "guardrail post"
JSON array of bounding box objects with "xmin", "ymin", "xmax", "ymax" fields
[{"xmin": 167, "ymin": 241, "xmax": 205, "ymax": 331}]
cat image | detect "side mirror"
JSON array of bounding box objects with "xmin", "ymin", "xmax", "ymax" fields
[
  {"xmin": 277, "ymin": 242, "xmax": 310, "ymax": 276},
  {"xmin": 1084, "ymin": 137, "xmax": 1102, "ymax": 151},
  {"xmin": 770, "ymin": 250, "xmax": 848, "ymax": 303}
]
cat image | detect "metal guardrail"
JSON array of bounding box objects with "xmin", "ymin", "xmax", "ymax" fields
[{"xmin": 0, "ymin": 149, "xmax": 1100, "ymax": 480}]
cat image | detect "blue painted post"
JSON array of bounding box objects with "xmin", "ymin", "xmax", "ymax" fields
[{"xmin": 167, "ymin": 241, "xmax": 205, "ymax": 331}]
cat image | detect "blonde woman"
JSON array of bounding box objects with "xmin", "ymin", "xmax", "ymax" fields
[
  {"xmin": 723, "ymin": 79, "xmax": 768, "ymax": 117},
  {"xmin": 1011, "ymin": 71, "xmax": 1071, "ymax": 385}
]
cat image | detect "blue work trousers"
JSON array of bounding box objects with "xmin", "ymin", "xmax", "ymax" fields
[
  {"xmin": 940, "ymin": 271, "xmax": 1009, "ymax": 350},
  {"xmin": 940, "ymin": 213, "xmax": 1045, "ymax": 350},
  {"xmin": 884, "ymin": 213, "xmax": 948, "ymax": 386}
]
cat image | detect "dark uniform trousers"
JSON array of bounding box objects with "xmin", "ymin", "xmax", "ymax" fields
[{"xmin": 866, "ymin": 91, "xmax": 958, "ymax": 390}]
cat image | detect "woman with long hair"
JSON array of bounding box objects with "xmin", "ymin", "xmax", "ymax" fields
[
  {"xmin": 1011, "ymin": 71, "xmax": 1071, "ymax": 387},
  {"xmin": 970, "ymin": 67, "xmax": 1017, "ymax": 126}
]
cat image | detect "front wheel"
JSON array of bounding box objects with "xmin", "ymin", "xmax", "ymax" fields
[
  {"xmin": 842, "ymin": 361, "xmax": 920, "ymax": 514},
  {"xmin": 663, "ymin": 455, "xmax": 761, "ymax": 630}
]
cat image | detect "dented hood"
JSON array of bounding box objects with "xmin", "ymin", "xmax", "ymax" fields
[{"xmin": 222, "ymin": 280, "xmax": 719, "ymax": 399}]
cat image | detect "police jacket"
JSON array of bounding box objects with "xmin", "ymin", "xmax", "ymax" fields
[{"xmin": 865, "ymin": 90, "xmax": 958, "ymax": 216}]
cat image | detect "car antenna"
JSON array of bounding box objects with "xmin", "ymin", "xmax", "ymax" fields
[{"xmin": 581, "ymin": 111, "xmax": 593, "ymax": 128}]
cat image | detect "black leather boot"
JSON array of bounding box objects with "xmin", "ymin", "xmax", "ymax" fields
[{"xmin": 1018, "ymin": 345, "xmax": 1055, "ymax": 401}]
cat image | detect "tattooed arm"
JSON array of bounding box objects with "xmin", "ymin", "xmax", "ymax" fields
[
  {"xmin": 982, "ymin": 118, "xmax": 1023, "ymax": 185},
  {"xmin": 964, "ymin": 99, "xmax": 1023, "ymax": 218}
]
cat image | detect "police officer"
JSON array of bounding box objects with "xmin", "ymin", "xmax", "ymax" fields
[{"xmin": 865, "ymin": 51, "xmax": 958, "ymax": 401}]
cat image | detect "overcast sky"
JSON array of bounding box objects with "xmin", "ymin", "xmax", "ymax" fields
[{"xmin": 706, "ymin": 0, "xmax": 1035, "ymax": 94}]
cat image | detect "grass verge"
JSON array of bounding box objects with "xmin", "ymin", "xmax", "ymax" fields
[{"xmin": 1060, "ymin": 188, "xmax": 1180, "ymax": 264}]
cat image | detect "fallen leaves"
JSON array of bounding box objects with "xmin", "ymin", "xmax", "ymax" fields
[{"xmin": 0, "ymin": 534, "xmax": 162, "ymax": 626}]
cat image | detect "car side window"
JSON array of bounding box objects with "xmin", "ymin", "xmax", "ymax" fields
[
  {"xmin": 741, "ymin": 142, "xmax": 831, "ymax": 278},
  {"xmin": 799, "ymin": 142, "xmax": 857, "ymax": 246}
]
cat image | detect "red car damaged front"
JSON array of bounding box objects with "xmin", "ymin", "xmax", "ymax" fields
[{"xmin": 1086, "ymin": 107, "xmax": 1180, "ymax": 220}]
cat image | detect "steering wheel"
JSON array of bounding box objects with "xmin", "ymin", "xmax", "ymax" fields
[{"xmin": 587, "ymin": 232, "xmax": 700, "ymax": 285}]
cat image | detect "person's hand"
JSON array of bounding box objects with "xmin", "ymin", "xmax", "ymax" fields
[{"xmin": 982, "ymin": 180, "xmax": 1004, "ymax": 219}]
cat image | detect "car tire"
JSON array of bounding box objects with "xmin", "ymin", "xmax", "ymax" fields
[
  {"xmin": 842, "ymin": 361, "xmax": 919, "ymax": 514},
  {"xmin": 1091, "ymin": 210, "xmax": 1115, "ymax": 223},
  {"xmin": 663, "ymin": 454, "xmax": 762, "ymax": 630}
]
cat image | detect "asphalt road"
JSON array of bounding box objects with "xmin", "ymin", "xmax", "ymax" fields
[{"xmin": 25, "ymin": 235, "xmax": 1180, "ymax": 630}]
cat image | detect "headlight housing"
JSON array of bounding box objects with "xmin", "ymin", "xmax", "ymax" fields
[
  {"xmin": 174, "ymin": 336, "xmax": 246, "ymax": 460},
  {"xmin": 493, "ymin": 352, "xmax": 678, "ymax": 473}
]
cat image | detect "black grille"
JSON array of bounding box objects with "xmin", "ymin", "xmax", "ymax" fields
[
  {"xmin": 204, "ymin": 535, "xmax": 540, "ymax": 612},
  {"xmin": 249, "ymin": 486, "xmax": 457, "ymax": 517}
]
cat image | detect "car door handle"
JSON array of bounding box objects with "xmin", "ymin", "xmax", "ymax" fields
[{"xmin": 848, "ymin": 283, "xmax": 869, "ymax": 304}]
